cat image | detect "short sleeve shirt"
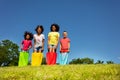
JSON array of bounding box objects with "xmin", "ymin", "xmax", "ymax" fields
[
  {"xmin": 48, "ymin": 32, "xmax": 60, "ymax": 45},
  {"xmin": 34, "ymin": 34, "xmax": 45, "ymax": 47},
  {"xmin": 22, "ymin": 40, "xmax": 32, "ymax": 51},
  {"xmin": 60, "ymin": 38, "xmax": 70, "ymax": 50}
]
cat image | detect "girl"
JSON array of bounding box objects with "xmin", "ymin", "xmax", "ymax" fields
[
  {"xmin": 31, "ymin": 25, "xmax": 45, "ymax": 66},
  {"xmin": 46, "ymin": 24, "xmax": 60, "ymax": 65},
  {"xmin": 48, "ymin": 23, "xmax": 60, "ymax": 52},
  {"xmin": 34, "ymin": 25, "xmax": 45, "ymax": 53},
  {"xmin": 19, "ymin": 31, "xmax": 33, "ymax": 67},
  {"xmin": 59, "ymin": 31, "xmax": 70, "ymax": 65},
  {"xmin": 21, "ymin": 31, "xmax": 33, "ymax": 52}
]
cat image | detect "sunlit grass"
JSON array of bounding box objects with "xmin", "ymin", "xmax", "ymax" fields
[{"xmin": 0, "ymin": 64, "xmax": 120, "ymax": 80}]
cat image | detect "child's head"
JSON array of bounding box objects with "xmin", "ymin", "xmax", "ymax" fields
[
  {"xmin": 24, "ymin": 31, "xmax": 33, "ymax": 40},
  {"xmin": 35, "ymin": 25, "xmax": 44, "ymax": 34},
  {"xmin": 50, "ymin": 23, "xmax": 59, "ymax": 32},
  {"xmin": 63, "ymin": 31, "xmax": 68, "ymax": 38}
]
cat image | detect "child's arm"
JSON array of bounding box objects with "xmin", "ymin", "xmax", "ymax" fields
[
  {"xmin": 20, "ymin": 44, "xmax": 23, "ymax": 51},
  {"xmin": 60, "ymin": 42, "xmax": 62, "ymax": 53},
  {"xmin": 34, "ymin": 39, "xmax": 36, "ymax": 51},
  {"xmin": 68, "ymin": 42, "xmax": 70, "ymax": 52},
  {"xmin": 20, "ymin": 40, "xmax": 24, "ymax": 51},
  {"xmin": 28, "ymin": 46, "xmax": 32, "ymax": 51},
  {"xmin": 48, "ymin": 36, "xmax": 50, "ymax": 48},
  {"xmin": 55, "ymin": 34, "xmax": 60, "ymax": 49},
  {"xmin": 29, "ymin": 41, "xmax": 32, "ymax": 50},
  {"xmin": 42, "ymin": 39, "xmax": 45, "ymax": 51},
  {"xmin": 55, "ymin": 38, "xmax": 59, "ymax": 49}
]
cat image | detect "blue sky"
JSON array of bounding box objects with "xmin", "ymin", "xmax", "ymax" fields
[{"xmin": 0, "ymin": 0, "xmax": 120, "ymax": 63}]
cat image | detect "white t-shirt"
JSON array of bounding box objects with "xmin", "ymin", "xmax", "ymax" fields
[{"xmin": 34, "ymin": 34, "xmax": 45, "ymax": 48}]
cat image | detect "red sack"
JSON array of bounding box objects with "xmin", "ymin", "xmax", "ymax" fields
[{"xmin": 46, "ymin": 52, "xmax": 57, "ymax": 65}]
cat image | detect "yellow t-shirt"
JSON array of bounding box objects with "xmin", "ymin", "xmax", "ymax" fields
[{"xmin": 48, "ymin": 32, "xmax": 60, "ymax": 45}]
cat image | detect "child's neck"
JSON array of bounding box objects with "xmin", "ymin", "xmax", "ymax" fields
[
  {"xmin": 37, "ymin": 33, "xmax": 41, "ymax": 35},
  {"xmin": 25, "ymin": 39, "xmax": 29, "ymax": 40},
  {"xmin": 63, "ymin": 37, "xmax": 67, "ymax": 39}
]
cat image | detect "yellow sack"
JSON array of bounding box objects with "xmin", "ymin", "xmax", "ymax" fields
[{"xmin": 31, "ymin": 52, "xmax": 43, "ymax": 66}]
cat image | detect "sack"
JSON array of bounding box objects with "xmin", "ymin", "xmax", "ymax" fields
[
  {"xmin": 46, "ymin": 52, "xmax": 57, "ymax": 65},
  {"xmin": 18, "ymin": 51, "xmax": 29, "ymax": 67},
  {"xmin": 31, "ymin": 52, "xmax": 43, "ymax": 66}
]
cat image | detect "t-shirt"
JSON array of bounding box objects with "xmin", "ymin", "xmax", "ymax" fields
[
  {"xmin": 48, "ymin": 32, "xmax": 60, "ymax": 45},
  {"xmin": 34, "ymin": 34, "xmax": 45, "ymax": 47},
  {"xmin": 60, "ymin": 38, "xmax": 70, "ymax": 51},
  {"xmin": 22, "ymin": 40, "xmax": 32, "ymax": 51}
]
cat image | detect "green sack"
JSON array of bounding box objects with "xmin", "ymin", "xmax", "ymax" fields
[{"xmin": 18, "ymin": 51, "xmax": 29, "ymax": 67}]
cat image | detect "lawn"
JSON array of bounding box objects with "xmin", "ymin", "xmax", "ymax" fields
[{"xmin": 0, "ymin": 64, "xmax": 120, "ymax": 80}]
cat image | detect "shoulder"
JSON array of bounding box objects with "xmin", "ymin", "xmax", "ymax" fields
[
  {"xmin": 48, "ymin": 32, "xmax": 54, "ymax": 36},
  {"xmin": 41, "ymin": 34, "xmax": 45, "ymax": 36},
  {"xmin": 28, "ymin": 40, "xmax": 32, "ymax": 43},
  {"xmin": 55, "ymin": 32, "xmax": 60, "ymax": 36},
  {"xmin": 48, "ymin": 32, "xmax": 52, "ymax": 35},
  {"xmin": 67, "ymin": 38, "xmax": 70, "ymax": 42},
  {"xmin": 22, "ymin": 40, "xmax": 25, "ymax": 43},
  {"xmin": 41, "ymin": 34, "xmax": 45, "ymax": 38},
  {"xmin": 56, "ymin": 32, "xmax": 59, "ymax": 34},
  {"xmin": 60, "ymin": 38, "xmax": 63, "ymax": 42},
  {"xmin": 34, "ymin": 34, "xmax": 37, "ymax": 37}
]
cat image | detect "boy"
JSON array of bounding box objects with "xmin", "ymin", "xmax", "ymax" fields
[{"xmin": 59, "ymin": 31, "xmax": 70, "ymax": 65}]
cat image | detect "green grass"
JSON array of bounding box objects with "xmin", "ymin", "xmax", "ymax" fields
[{"xmin": 0, "ymin": 64, "xmax": 120, "ymax": 80}]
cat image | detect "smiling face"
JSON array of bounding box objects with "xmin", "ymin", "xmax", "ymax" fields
[
  {"xmin": 52, "ymin": 26, "xmax": 56, "ymax": 32},
  {"xmin": 37, "ymin": 27, "xmax": 42, "ymax": 34},
  {"xmin": 26, "ymin": 34, "xmax": 30, "ymax": 40},
  {"xmin": 63, "ymin": 32, "xmax": 68, "ymax": 38}
]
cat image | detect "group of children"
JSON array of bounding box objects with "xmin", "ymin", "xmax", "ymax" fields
[{"xmin": 19, "ymin": 23, "xmax": 70, "ymax": 66}]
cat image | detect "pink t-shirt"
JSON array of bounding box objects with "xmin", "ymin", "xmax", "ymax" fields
[
  {"xmin": 22, "ymin": 40, "xmax": 32, "ymax": 51},
  {"xmin": 60, "ymin": 38, "xmax": 70, "ymax": 52}
]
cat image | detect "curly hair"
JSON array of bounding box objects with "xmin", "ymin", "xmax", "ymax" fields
[
  {"xmin": 35, "ymin": 25, "xmax": 44, "ymax": 33},
  {"xmin": 50, "ymin": 23, "xmax": 60, "ymax": 32},
  {"xmin": 24, "ymin": 31, "xmax": 33, "ymax": 40}
]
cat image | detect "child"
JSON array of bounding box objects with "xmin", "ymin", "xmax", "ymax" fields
[
  {"xmin": 59, "ymin": 31, "xmax": 70, "ymax": 65},
  {"xmin": 34, "ymin": 25, "xmax": 45, "ymax": 53},
  {"xmin": 31, "ymin": 25, "xmax": 45, "ymax": 66},
  {"xmin": 48, "ymin": 23, "xmax": 60, "ymax": 52},
  {"xmin": 19, "ymin": 31, "xmax": 33, "ymax": 67},
  {"xmin": 46, "ymin": 23, "xmax": 60, "ymax": 65},
  {"xmin": 21, "ymin": 31, "xmax": 33, "ymax": 52}
]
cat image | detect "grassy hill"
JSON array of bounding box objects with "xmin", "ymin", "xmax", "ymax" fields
[{"xmin": 0, "ymin": 64, "xmax": 120, "ymax": 80}]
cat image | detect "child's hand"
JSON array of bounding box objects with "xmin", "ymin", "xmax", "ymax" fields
[
  {"xmin": 26, "ymin": 48, "xmax": 29, "ymax": 52},
  {"xmin": 20, "ymin": 47, "xmax": 23, "ymax": 50},
  {"xmin": 28, "ymin": 47, "xmax": 31, "ymax": 50},
  {"xmin": 68, "ymin": 49, "xmax": 70, "ymax": 53},
  {"xmin": 60, "ymin": 51, "xmax": 62, "ymax": 53},
  {"xmin": 41, "ymin": 47, "xmax": 44, "ymax": 51},
  {"xmin": 33, "ymin": 47, "xmax": 36, "ymax": 51},
  {"xmin": 54, "ymin": 45, "xmax": 58, "ymax": 49},
  {"xmin": 48, "ymin": 45, "xmax": 50, "ymax": 49}
]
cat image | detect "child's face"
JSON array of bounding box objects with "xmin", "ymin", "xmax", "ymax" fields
[
  {"xmin": 26, "ymin": 34, "xmax": 30, "ymax": 40},
  {"xmin": 63, "ymin": 32, "xmax": 67, "ymax": 38},
  {"xmin": 52, "ymin": 26, "xmax": 56, "ymax": 31},
  {"xmin": 37, "ymin": 27, "xmax": 42, "ymax": 34}
]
